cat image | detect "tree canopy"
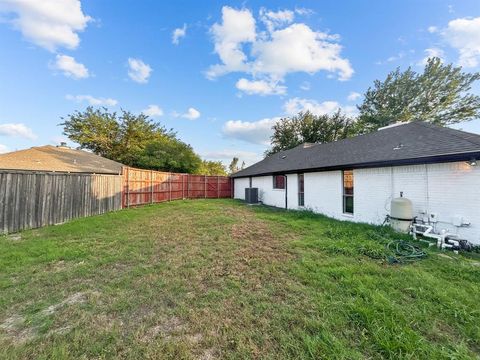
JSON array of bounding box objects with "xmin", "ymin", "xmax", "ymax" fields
[
  {"xmin": 266, "ymin": 111, "xmax": 355, "ymax": 156},
  {"xmin": 228, "ymin": 157, "xmax": 246, "ymax": 174},
  {"xmin": 197, "ymin": 160, "xmax": 228, "ymax": 176},
  {"xmin": 136, "ymin": 137, "xmax": 202, "ymax": 173},
  {"xmin": 357, "ymin": 57, "xmax": 480, "ymax": 132},
  {"xmin": 61, "ymin": 107, "xmax": 226, "ymax": 175}
]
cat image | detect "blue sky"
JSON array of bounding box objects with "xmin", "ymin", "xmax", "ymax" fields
[{"xmin": 1, "ymin": 0, "xmax": 479, "ymax": 166}]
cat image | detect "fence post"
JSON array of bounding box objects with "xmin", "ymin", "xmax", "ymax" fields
[
  {"xmin": 150, "ymin": 170, "xmax": 153, "ymax": 204},
  {"xmin": 169, "ymin": 173, "xmax": 172, "ymax": 201},
  {"xmin": 204, "ymin": 175, "xmax": 207, "ymax": 199},
  {"xmin": 126, "ymin": 167, "xmax": 130, "ymax": 208},
  {"xmin": 217, "ymin": 176, "xmax": 219, "ymax": 198},
  {"xmin": 187, "ymin": 175, "xmax": 190, "ymax": 199}
]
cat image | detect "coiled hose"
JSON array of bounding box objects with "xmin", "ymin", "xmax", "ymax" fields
[{"xmin": 386, "ymin": 240, "xmax": 427, "ymax": 264}]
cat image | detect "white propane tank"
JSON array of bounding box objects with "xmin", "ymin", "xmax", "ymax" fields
[{"xmin": 390, "ymin": 192, "xmax": 413, "ymax": 233}]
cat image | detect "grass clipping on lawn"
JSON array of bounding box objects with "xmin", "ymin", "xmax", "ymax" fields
[{"xmin": 0, "ymin": 199, "xmax": 479, "ymax": 359}]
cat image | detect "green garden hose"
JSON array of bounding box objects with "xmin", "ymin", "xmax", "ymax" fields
[{"xmin": 386, "ymin": 240, "xmax": 427, "ymax": 264}]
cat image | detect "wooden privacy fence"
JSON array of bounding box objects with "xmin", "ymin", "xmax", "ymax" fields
[
  {"xmin": 0, "ymin": 167, "xmax": 232, "ymax": 234},
  {"xmin": 123, "ymin": 167, "xmax": 232, "ymax": 207},
  {"xmin": 0, "ymin": 171, "xmax": 122, "ymax": 234}
]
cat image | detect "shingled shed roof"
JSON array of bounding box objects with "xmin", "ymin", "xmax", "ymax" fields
[
  {"xmin": 0, "ymin": 145, "xmax": 123, "ymax": 174},
  {"xmin": 232, "ymin": 122, "xmax": 480, "ymax": 178}
]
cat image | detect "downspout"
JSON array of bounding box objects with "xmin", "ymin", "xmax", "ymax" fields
[{"xmin": 285, "ymin": 175, "xmax": 288, "ymax": 209}]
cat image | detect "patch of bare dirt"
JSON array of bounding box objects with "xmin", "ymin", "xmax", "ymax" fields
[
  {"xmin": 1, "ymin": 291, "xmax": 102, "ymax": 344},
  {"xmin": 198, "ymin": 348, "xmax": 216, "ymax": 360},
  {"xmin": 0, "ymin": 314, "xmax": 34, "ymax": 344},
  {"xmin": 140, "ymin": 316, "xmax": 185, "ymax": 343},
  {"xmin": 44, "ymin": 260, "xmax": 85, "ymax": 273},
  {"xmin": 42, "ymin": 292, "xmax": 88, "ymax": 316},
  {"xmin": 187, "ymin": 333, "xmax": 203, "ymax": 344},
  {"xmin": 6, "ymin": 233, "xmax": 21, "ymax": 241}
]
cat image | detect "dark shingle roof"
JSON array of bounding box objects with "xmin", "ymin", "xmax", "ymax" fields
[
  {"xmin": 232, "ymin": 122, "xmax": 480, "ymax": 178},
  {"xmin": 0, "ymin": 145, "xmax": 123, "ymax": 174}
]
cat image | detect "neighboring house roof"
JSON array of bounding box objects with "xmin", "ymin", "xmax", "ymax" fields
[
  {"xmin": 232, "ymin": 122, "xmax": 480, "ymax": 178},
  {"xmin": 0, "ymin": 145, "xmax": 123, "ymax": 174}
]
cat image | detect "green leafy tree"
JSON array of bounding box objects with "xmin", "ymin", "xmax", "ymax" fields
[
  {"xmin": 61, "ymin": 107, "xmax": 120, "ymax": 158},
  {"xmin": 357, "ymin": 57, "xmax": 480, "ymax": 132},
  {"xmin": 266, "ymin": 110, "xmax": 355, "ymax": 155},
  {"xmin": 61, "ymin": 107, "xmax": 203, "ymax": 173},
  {"xmin": 197, "ymin": 160, "xmax": 227, "ymax": 176},
  {"xmin": 61, "ymin": 107, "xmax": 172, "ymax": 164},
  {"xmin": 136, "ymin": 138, "xmax": 202, "ymax": 173}
]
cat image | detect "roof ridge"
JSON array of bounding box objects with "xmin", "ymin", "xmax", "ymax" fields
[{"xmin": 417, "ymin": 121, "xmax": 480, "ymax": 147}]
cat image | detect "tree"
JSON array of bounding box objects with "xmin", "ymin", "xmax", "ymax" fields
[
  {"xmin": 136, "ymin": 138, "xmax": 202, "ymax": 173},
  {"xmin": 357, "ymin": 57, "xmax": 480, "ymax": 132},
  {"xmin": 61, "ymin": 107, "xmax": 172, "ymax": 165},
  {"xmin": 61, "ymin": 107, "xmax": 120, "ymax": 158},
  {"xmin": 229, "ymin": 157, "xmax": 239, "ymax": 174},
  {"xmin": 266, "ymin": 110, "xmax": 355, "ymax": 155},
  {"xmin": 197, "ymin": 160, "xmax": 227, "ymax": 176},
  {"xmin": 61, "ymin": 107, "xmax": 203, "ymax": 173}
]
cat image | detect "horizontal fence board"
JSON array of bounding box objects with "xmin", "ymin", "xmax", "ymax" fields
[
  {"xmin": 0, "ymin": 171, "xmax": 122, "ymax": 234},
  {"xmin": 123, "ymin": 167, "xmax": 232, "ymax": 207}
]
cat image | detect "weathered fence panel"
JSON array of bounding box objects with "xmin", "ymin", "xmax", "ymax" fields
[
  {"xmin": 0, "ymin": 171, "xmax": 122, "ymax": 234},
  {"xmin": 123, "ymin": 167, "xmax": 232, "ymax": 207}
]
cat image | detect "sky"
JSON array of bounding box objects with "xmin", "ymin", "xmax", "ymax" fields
[{"xmin": 0, "ymin": 0, "xmax": 479, "ymax": 166}]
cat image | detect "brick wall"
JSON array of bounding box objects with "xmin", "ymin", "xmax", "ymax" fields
[{"xmin": 233, "ymin": 161, "xmax": 480, "ymax": 244}]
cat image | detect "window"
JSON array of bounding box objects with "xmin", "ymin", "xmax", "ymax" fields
[
  {"xmin": 273, "ymin": 175, "xmax": 285, "ymax": 189},
  {"xmin": 343, "ymin": 170, "xmax": 354, "ymax": 214},
  {"xmin": 298, "ymin": 174, "xmax": 304, "ymax": 206}
]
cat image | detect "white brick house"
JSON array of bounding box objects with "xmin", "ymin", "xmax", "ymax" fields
[{"xmin": 232, "ymin": 122, "xmax": 480, "ymax": 245}]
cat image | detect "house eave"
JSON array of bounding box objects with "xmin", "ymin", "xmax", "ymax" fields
[{"xmin": 231, "ymin": 151, "xmax": 480, "ymax": 179}]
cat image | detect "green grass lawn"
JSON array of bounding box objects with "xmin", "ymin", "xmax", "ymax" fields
[{"xmin": 1, "ymin": 199, "xmax": 479, "ymax": 359}]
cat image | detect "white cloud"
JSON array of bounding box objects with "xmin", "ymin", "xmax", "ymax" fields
[
  {"xmin": 176, "ymin": 107, "xmax": 201, "ymax": 120},
  {"xmin": 142, "ymin": 104, "xmax": 163, "ymax": 117},
  {"xmin": 347, "ymin": 91, "xmax": 361, "ymax": 101},
  {"xmin": 442, "ymin": 17, "xmax": 480, "ymax": 67},
  {"xmin": 252, "ymin": 23, "xmax": 353, "ymax": 81},
  {"xmin": 66, "ymin": 94, "xmax": 118, "ymax": 106},
  {"xmin": 235, "ymin": 78, "xmax": 286, "ymax": 95},
  {"xmin": 0, "ymin": 144, "xmax": 9, "ymax": 153},
  {"xmin": 222, "ymin": 117, "xmax": 280, "ymax": 145},
  {"xmin": 200, "ymin": 149, "xmax": 261, "ymax": 166},
  {"xmin": 294, "ymin": 7, "xmax": 314, "ymax": 16},
  {"xmin": 52, "ymin": 54, "xmax": 89, "ymax": 79},
  {"xmin": 283, "ymin": 97, "xmax": 358, "ymax": 117},
  {"xmin": 375, "ymin": 51, "xmax": 406, "ymax": 65},
  {"xmin": 172, "ymin": 24, "xmax": 187, "ymax": 45},
  {"xmin": 428, "ymin": 26, "xmax": 438, "ymax": 33},
  {"xmin": 0, "ymin": 0, "xmax": 91, "ymax": 51},
  {"xmin": 419, "ymin": 47, "xmax": 445, "ymax": 65},
  {"xmin": 259, "ymin": 8, "xmax": 294, "ymax": 32},
  {"xmin": 206, "ymin": 6, "xmax": 256, "ymax": 79},
  {"xmin": 207, "ymin": 6, "xmax": 353, "ymax": 93},
  {"xmin": 284, "ymin": 98, "xmax": 340, "ymax": 115},
  {"xmin": 127, "ymin": 58, "xmax": 152, "ymax": 83},
  {"xmin": 0, "ymin": 123, "xmax": 36, "ymax": 140}
]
